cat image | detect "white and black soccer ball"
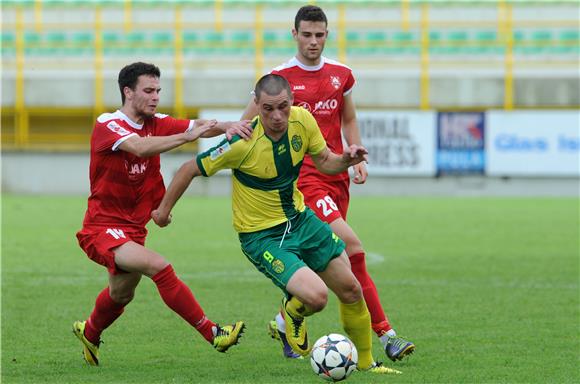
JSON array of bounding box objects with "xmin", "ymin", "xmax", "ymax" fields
[{"xmin": 310, "ymin": 333, "xmax": 358, "ymax": 382}]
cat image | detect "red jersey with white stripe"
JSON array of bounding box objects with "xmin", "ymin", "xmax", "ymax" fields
[
  {"xmin": 81, "ymin": 110, "xmax": 192, "ymax": 230},
  {"xmin": 271, "ymin": 56, "xmax": 355, "ymax": 183}
]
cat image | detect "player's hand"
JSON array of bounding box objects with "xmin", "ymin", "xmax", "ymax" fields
[
  {"xmin": 224, "ymin": 120, "xmax": 253, "ymax": 141},
  {"xmin": 352, "ymin": 162, "xmax": 368, "ymax": 184},
  {"xmin": 187, "ymin": 119, "xmax": 218, "ymax": 142},
  {"xmin": 343, "ymin": 144, "xmax": 368, "ymax": 166},
  {"xmin": 151, "ymin": 209, "xmax": 172, "ymax": 227}
]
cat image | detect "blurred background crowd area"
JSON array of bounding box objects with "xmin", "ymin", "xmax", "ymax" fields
[{"xmin": 1, "ymin": 0, "xmax": 578, "ymax": 151}]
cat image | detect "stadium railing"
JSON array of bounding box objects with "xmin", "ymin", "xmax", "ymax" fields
[{"xmin": 1, "ymin": 0, "xmax": 579, "ymax": 150}]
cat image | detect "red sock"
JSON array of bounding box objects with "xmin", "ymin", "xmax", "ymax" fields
[
  {"xmin": 152, "ymin": 265, "xmax": 216, "ymax": 343},
  {"xmin": 84, "ymin": 287, "xmax": 125, "ymax": 344},
  {"xmin": 349, "ymin": 252, "xmax": 392, "ymax": 336}
]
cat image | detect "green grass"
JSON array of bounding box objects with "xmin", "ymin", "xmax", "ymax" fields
[{"xmin": 2, "ymin": 195, "xmax": 579, "ymax": 383}]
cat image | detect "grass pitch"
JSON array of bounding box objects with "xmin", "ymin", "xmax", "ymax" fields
[{"xmin": 2, "ymin": 195, "xmax": 579, "ymax": 383}]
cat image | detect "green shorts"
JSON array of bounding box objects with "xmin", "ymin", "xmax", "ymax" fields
[{"xmin": 239, "ymin": 208, "xmax": 345, "ymax": 294}]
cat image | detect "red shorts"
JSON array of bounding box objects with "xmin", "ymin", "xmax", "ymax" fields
[
  {"xmin": 299, "ymin": 179, "xmax": 350, "ymax": 224},
  {"xmin": 76, "ymin": 227, "xmax": 147, "ymax": 274}
]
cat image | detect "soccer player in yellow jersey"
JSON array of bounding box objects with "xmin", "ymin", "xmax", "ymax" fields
[{"xmin": 152, "ymin": 74, "xmax": 400, "ymax": 375}]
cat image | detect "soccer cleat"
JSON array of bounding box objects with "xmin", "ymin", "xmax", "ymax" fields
[
  {"xmin": 360, "ymin": 361, "xmax": 403, "ymax": 375},
  {"xmin": 385, "ymin": 335, "xmax": 415, "ymax": 362},
  {"xmin": 267, "ymin": 320, "xmax": 303, "ymax": 359},
  {"xmin": 72, "ymin": 320, "xmax": 100, "ymax": 366},
  {"xmin": 282, "ymin": 298, "xmax": 310, "ymax": 356},
  {"xmin": 212, "ymin": 321, "xmax": 246, "ymax": 353}
]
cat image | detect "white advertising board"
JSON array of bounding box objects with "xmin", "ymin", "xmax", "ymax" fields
[
  {"xmin": 357, "ymin": 111, "xmax": 437, "ymax": 176},
  {"xmin": 486, "ymin": 111, "xmax": 580, "ymax": 176}
]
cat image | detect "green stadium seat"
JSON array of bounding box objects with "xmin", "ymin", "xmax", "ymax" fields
[
  {"xmin": 392, "ymin": 31, "xmax": 418, "ymax": 54},
  {"xmin": 24, "ymin": 31, "xmax": 42, "ymax": 55},
  {"xmin": 231, "ymin": 30, "xmax": 253, "ymax": 54},
  {"xmin": 200, "ymin": 31, "xmax": 224, "ymax": 53},
  {"xmin": 151, "ymin": 31, "xmax": 174, "ymax": 54},
  {"xmin": 557, "ymin": 29, "xmax": 580, "ymax": 54},
  {"xmin": 475, "ymin": 30, "xmax": 502, "ymax": 54},
  {"xmin": 1, "ymin": 32, "xmax": 16, "ymax": 55},
  {"xmin": 103, "ymin": 31, "xmax": 122, "ymax": 55},
  {"xmin": 263, "ymin": 30, "xmax": 293, "ymax": 55},
  {"xmin": 182, "ymin": 31, "xmax": 198, "ymax": 53},
  {"xmin": 71, "ymin": 31, "xmax": 94, "ymax": 55},
  {"xmin": 45, "ymin": 31, "xmax": 67, "ymax": 54}
]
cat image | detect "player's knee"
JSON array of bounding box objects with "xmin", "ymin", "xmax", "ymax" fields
[
  {"xmin": 304, "ymin": 289, "xmax": 328, "ymax": 313},
  {"xmin": 146, "ymin": 257, "xmax": 170, "ymax": 277},
  {"xmin": 339, "ymin": 278, "xmax": 363, "ymax": 304},
  {"xmin": 345, "ymin": 241, "xmax": 364, "ymax": 259}
]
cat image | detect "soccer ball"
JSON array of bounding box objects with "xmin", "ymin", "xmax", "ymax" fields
[{"xmin": 310, "ymin": 333, "xmax": 358, "ymax": 382}]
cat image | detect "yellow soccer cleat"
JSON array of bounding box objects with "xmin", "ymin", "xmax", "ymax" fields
[
  {"xmin": 72, "ymin": 320, "xmax": 100, "ymax": 366},
  {"xmin": 213, "ymin": 321, "xmax": 246, "ymax": 353},
  {"xmin": 282, "ymin": 298, "xmax": 310, "ymax": 356},
  {"xmin": 360, "ymin": 361, "xmax": 403, "ymax": 375}
]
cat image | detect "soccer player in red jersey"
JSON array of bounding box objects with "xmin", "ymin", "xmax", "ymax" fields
[
  {"xmin": 242, "ymin": 6, "xmax": 415, "ymax": 362},
  {"xmin": 73, "ymin": 62, "xmax": 250, "ymax": 366}
]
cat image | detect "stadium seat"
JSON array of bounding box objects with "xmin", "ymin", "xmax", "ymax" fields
[
  {"xmin": 71, "ymin": 31, "xmax": 94, "ymax": 55},
  {"xmin": 24, "ymin": 31, "xmax": 42, "ymax": 55},
  {"xmin": 555, "ymin": 29, "xmax": 579, "ymax": 54},
  {"xmin": 475, "ymin": 30, "xmax": 502, "ymax": 54},
  {"xmin": 391, "ymin": 31, "xmax": 419, "ymax": 54},
  {"xmin": 151, "ymin": 31, "xmax": 174, "ymax": 54},
  {"xmin": 1, "ymin": 32, "xmax": 16, "ymax": 55},
  {"xmin": 183, "ymin": 31, "xmax": 198, "ymax": 54},
  {"xmin": 231, "ymin": 31, "xmax": 254, "ymax": 54}
]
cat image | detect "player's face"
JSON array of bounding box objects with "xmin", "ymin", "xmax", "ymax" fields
[
  {"xmin": 256, "ymin": 90, "xmax": 293, "ymax": 139},
  {"xmin": 125, "ymin": 75, "xmax": 161, "ymax": 119},
  {"xmin": 293, "ymin": 20, "xmax": 327, "ymax": 65}
]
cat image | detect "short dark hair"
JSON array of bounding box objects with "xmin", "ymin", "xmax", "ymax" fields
[
  {"xmin": 294, "ymin": 5, "xmax": 327, "ymax": 31},
  {"xmin": 117, "ymin": 62, "xmax": 160, "ymax": 104},
  {"xmin": 254, "ymin": 74, "xmax": 292, "ymax": 101}
]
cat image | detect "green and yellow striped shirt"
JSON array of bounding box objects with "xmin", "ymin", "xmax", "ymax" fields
[{"xmin": 196, "ymin": 106, "xmax": 327, "ymax": 233}]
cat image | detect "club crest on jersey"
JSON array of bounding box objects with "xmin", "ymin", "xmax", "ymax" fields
[
  {"xmin": 291, "ymin": 135, "xmax": 303, "ymax": 152},
  {"xmin": 297, "ymin": 101, "xmax": 311, "ymax": 112},
  {"xmin": 272, "ymin": 259, "xmax": 285, "ymax": 274},
  {"xmin": 210, "ymin": 141, "xmax": 231, "ymax": 160},
  {"xmin": 330, "ymin": 76, "xmax": 341, "ymax": 90},
  {"xmin": 107, "ymin": 121, "xmax": 130, "ymax": 136}
]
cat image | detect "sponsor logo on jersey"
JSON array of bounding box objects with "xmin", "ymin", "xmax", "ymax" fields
[
  {"xmin": 210, "ymin": 141, "xmax": 231, "ymax": 160},
  {"xmin": 107, "ymin": 121, "xmax": 131, "ymax": 136},
  {"xmin": 293, "ymin": 85, "xmax": 306, "ymax": 90},
  {"xmin": 291, "ymin": 134, "xmax": 303, "ymax": 152},
  {"xmin": 297, "ymin": 101, "xmax": 311, "ymax": 112},
  {"xmin": 330, "ymin": 75, "xmax": 341, "ymax": 90},
  {"xmin": 313, "ymin": 99, "xmax": 338, "ymax": 115},
  {"xmin": 277, "ymin": 143, "xmax": 287, "ymax": 155}
]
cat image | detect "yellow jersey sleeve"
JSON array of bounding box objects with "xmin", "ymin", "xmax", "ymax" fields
[{"xmin": 196, "ymin": 137, "xmax": 247, "ymax": 176}]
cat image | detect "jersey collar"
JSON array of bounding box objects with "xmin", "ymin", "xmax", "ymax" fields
[
  {"xmin": 115, "ymin": 110, "xmax": 144, "ymax": 130},
  {"xmin": 291, "ymin": 56, "xmax": 326, "ymax": 72}
]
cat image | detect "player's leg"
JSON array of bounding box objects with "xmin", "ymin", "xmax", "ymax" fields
[
  {"xmin": 114, "ymin": 241, "xmax": 244, "ymax": 352},
  {"xmin": 317, "ymin": 253, "xmax": 402, "ymax": 375},
  {"xmin": 240, "ymin": 225, "xmax": 324, "ymax": 357},
  {"xmin": 317, "ymin": 252, "xmax": 374, "ymax": 370},
  {"xmin": 73, "ymin": 229, "xmax": 142, "ymax": 365}
]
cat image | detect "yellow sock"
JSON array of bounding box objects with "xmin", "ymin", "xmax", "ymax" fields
[
  {"xmin": 339, "ymin": 299, "xmax": 374, "ymax": 369},
  {"xmin": 285, "ymin": 296, "xmax": 315, "ymax": 318}
]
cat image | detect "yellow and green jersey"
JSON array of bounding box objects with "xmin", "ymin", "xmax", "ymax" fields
[{"xmin": 196, "ymin": 106, "xmax": 327, "ymax": 233}]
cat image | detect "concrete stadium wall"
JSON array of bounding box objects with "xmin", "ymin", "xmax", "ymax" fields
[{"xmin": 2, "ymin": 151, "xmax": 578, "ymax": 197}]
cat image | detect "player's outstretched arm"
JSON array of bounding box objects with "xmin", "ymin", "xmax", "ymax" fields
[
  {"xmin": 198, "ymin": 119, "xmax": 253, "ymax": 141},
  {"xmin": 152, "ymin": 159, "xmax": 201, "ymax": 227},
  {"xmin": 120, "ymin": 120, "xmax": 217, "ymax": 158},
  {"xmin": 311, "ymin": 145, "xmax": 368, "ymax": 175}
]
